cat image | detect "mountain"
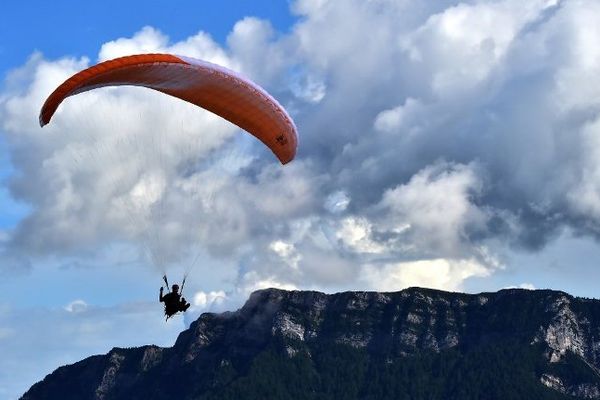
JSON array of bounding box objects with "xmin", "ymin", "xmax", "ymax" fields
[{"xmin": 21, "ymin": 287, "xmax": 600, "ymax": 400}]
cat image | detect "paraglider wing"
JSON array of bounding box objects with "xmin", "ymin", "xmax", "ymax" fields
[{"xmin": 39, "ymin": 53, "xmax": 298, "ymax": 164}]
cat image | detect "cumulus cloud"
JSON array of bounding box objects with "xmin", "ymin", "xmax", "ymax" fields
[
  {"xmin": 2, "ymin": 0, "xmax": 600, "ymax": 298},
  {"xmin": 373, "ymin": 162, "xmax": 487, "ymax": 258},
  {"xmin": 192, "ymin": 290, "xmax": 228, "ymax": 312},
  {"xmin": 363, "ymin": 258, "xmax": 491, "ymax": 292}
]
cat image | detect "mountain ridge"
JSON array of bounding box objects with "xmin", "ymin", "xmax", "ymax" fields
[{"xmin": 21, "ymin": 287, "xmax": 600, "ymax": 399}]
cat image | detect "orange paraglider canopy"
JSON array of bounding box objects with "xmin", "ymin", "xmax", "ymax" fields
[{"xmin": 39, "ymin": 53, "xmax": 297, "ymax": 164}]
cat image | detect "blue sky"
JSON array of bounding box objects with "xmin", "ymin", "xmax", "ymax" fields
[
  {"xmin": 0, "ymin": 1, "xmax": 295, "ymax": 71},
  {"xmin": 3, "ymin": 0, "xmax": 600, "ymax": 398}
]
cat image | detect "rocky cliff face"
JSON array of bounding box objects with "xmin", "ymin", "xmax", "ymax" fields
[{"xmin": 21, "ymin": 288, "xmax": 600, "ymax": 400}]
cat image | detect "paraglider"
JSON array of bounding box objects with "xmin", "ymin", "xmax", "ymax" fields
[
  {"xmin": 39, "ymin": 53, "xmax": 299, "ymax": 319},
  {"xmin": 159, "ymin": 275, "xmax": 190, "ymax": 320},
  {"xmin": 39, "ymin": 53, "xmax": 298, "ymax": 164}
]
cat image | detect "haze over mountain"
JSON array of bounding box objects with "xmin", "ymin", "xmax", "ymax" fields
[{"xmin": 21, "ymin": 287, "xmax": 600, "ymax": 400}]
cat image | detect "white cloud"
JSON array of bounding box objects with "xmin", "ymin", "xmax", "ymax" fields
[
  {"xmin": 289, "ymin": 71, "xmax": 327, "ymax": 103},
  {"xmin": 64, "ymin": 299, "xmax": 88, "ymax": 313},
  {"xmin": 401, "ymin": 0, "xmax": 559, "ymax": 96},
  {"xmin": 193, "ymin": 290, "xmax": 227, "ymax": 310},
  {"xmin": 269, "ymin": 240, "xmax": 301, "ymax": 270},
  {"xmin": 227, "ymin": 18, "xmax": 284, "ymax": 84},
  {"xmin": 363, "ymin": 258, "xmax": 491, "ymax": 292},
  {"xmin": 98, "ymin": 26, "xmax": 233, "ymax": 69},
  {"xmin": 374, "ymin": 162, "xmax": 487, "ymax": 257},
  {"xmin": 237, "ymin": 271, "xmax": 299, "ymax": 296},
  {"xmin": 374, "ymin": 98, "xmax": 424, "ymax": 134},
  {"xmin": 504, "ymin": 283, "xmax": 536, "ymax": 290},
  {"xmin": 98, "ymin": 26, "xmax": 169, "ymax": 61},
  {"xmin": 335, "ymin": 216, "xmax": 389, "ymax": 254}
]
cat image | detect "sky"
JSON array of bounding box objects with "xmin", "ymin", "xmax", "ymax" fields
[{"xmin": 2, "ymin": 0, "xmax": 600, "ymax": 398}]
